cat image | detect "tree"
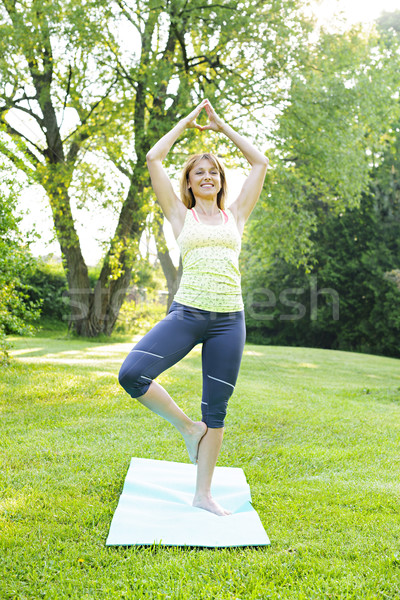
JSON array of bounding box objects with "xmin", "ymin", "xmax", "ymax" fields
[
  {"xmin": 0, "ymin": 0, "xmax": 124, "ymax": 336},
  {"xmin": 241, "ymin": 23, "xmax": 400, "ymax": 275},
  {"xmin": 0, "ymin": 0, "xmax": 313, "ymax": 336},
  {"xmin": 377, "ymin": 9, "xmax": 400, "ymax": 35},
  {"xmin": 240, "ymin": 20, "xmax": 400, "ymax": 358}
]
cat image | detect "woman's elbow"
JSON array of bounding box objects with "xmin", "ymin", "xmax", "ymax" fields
[
  {"xmin": 146, "ymin": 152, "xmax": 163, "ymax": 165},
  {"xmin": 254, "ymin": 156, "xmax": 269, "ymax": 171},
  {"xmin": 146, "ymin": 151, "xmax": 155, "ymax": 163},
  {"xmin": 261, "ymin": 156, "xmax": 269, "ymax": 169}
]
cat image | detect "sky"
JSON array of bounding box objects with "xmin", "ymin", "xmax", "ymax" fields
[
  {"xmin": 313, "ymin": 0, "xmax": 400, "ymax": 28},
  {"xmin": 15, "ymin": 0, "xmax": 400, "ymax": 267}
]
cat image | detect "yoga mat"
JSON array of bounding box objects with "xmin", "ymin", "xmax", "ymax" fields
[{"xmin": 106, "ymin": 457, "xmax": 270, "ymax": 547}]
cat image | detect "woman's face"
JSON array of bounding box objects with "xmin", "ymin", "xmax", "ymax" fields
[{"xmin": 188, "ymin": 158, "xmax": 222, "ymax": 200}]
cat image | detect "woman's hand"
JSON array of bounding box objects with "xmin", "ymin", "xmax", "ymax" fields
[
  {"xmin": 183, "ymin": 100, "xmax": 208, "ymax": 130},
  {"xmin": 198, "ymin": 99, "xmax": 225, "ymax": 132},
  {"xmin": 183, "ymin": 99, "xmax": 225, "ymax": 132}
]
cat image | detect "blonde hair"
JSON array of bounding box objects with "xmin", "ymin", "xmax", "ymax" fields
[{"xmin": 180, "ymin": 153, "xmax": 227, "ymax": 209}]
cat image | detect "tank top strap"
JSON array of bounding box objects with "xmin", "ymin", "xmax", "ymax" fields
[{"xmin": 190, "ymin": 207, "xmax": 200, "ymax": 223}]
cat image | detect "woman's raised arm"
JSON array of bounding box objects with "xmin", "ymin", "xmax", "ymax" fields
[
  {"xmin": 146, "ymin": 100, "xmax": 207, "ymax": 223},
  {"xmin": 200, "ymin": 100, "xmax": 269, "ymax": 231}
]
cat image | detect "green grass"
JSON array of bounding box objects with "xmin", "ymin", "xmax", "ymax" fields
[{"xmin": 1, "ymin": 335, "xmax": 400, "ymax": 599}]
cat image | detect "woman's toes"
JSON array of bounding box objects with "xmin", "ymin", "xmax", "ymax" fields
[{"xmin": 192, "ymin": 496, "xmax": 231, "ymax": 516}]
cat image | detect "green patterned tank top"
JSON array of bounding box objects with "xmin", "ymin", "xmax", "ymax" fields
[{"xmin": 173, "ymin": 206, "xmax": 244, "ymax": 312}]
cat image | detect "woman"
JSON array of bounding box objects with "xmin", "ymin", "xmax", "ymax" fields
[{"xmin": 118, "ymin": 99, "xmax": 268, "ymax": 516}]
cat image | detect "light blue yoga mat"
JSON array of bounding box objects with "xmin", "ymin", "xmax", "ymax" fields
[{"xmin": 106, "ymin": 457, "xmax": 270, "ymax": 547}]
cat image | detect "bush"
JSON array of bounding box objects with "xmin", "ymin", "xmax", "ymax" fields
[
  {"xmin": 115, "ymin": 288, "xmax": 167, "ymax": 336},
  {"xmin": 0, "ymin": 180, "xmax": 41, "ymax": 362},
  {"xmin": 22, "ymin": 254, "xmax": 168, "ymax": 336},
  {"xmin": 24, "ymin": 256, "xmax": 70, "ymax": 322}
]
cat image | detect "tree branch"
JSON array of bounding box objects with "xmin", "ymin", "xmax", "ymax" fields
[
  {"xmin": 133, "ymin": 10, "xmax": 158, "ymax": 160},
  {"xmin": 1, "ymin": 120, "xmax": 45, "ymax": 164},
  {"xmin": 65, "ymin": 140, "xmax": 82, "ymax": 164},
  {"xmin": 173, "ymin": 25, "xmax": 189, "ymax": 72},
  {"xmin": 0, "ymin": 125, "xmax": 41, "ymax": 173},
  {"xmin": 3, "ymin": 101, "xmax": 44, "ymax": 127},
  {"xmin": 107, "ymin": 152, "xmax": 132, "ymax": 179},
  {"xmin": 98, "ymin": 20, "xmax": 139, "ymax": 88},
  {"xmin": 62, "ymin": 75, "xmax": 119, "ymax": 145},
  {"xmin": 59, "ymin": 64, "xmax": 73, "ymax": 132},
  {"xmin": 115, "ymin": 0, "xmax": 143, "ymax": 33},
  {"xmin": 0, "ymin": 143, "xmax": 36, "ymax": 179},
  {"xmin": 181, "ymin": 3, "xmax": 237, "ymax": 14}
]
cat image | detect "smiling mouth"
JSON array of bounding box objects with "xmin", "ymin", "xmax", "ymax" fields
[{"xmin": 201, "ymin": 184, "xmax": 214, "ymax": 187}]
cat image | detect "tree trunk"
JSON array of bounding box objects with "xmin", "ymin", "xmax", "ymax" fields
[
  {"xmin": 68, "ymin": 168, "xmax": 148, "ymax": 336},
  {"xmin": 40, "ymin": 169, "xmax": 92, "ymax": 332},
  {"xmin": 157, "ymin": 249, "xmax": 182, "ymax": 312},
  {"xmin": 153, "ymin": 212, "xmax": 182, "ymax": 311}
]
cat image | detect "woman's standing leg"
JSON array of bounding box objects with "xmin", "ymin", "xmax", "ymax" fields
[
  {"xmin": 194, "ymin": 427, "xmax": 228, "ymax": 514},
  {"xmin": 192, "ymin": 310, "xmax": 246, "ymax": 516}
]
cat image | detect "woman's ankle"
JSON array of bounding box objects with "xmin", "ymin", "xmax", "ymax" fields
[{"xmin": 193, "ymin": 490, "xmax": 212, "ymax": 501}]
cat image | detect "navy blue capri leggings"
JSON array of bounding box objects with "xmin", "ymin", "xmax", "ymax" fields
[{"xmin": 118, "ymin": 300, "xmax": 246, "ymax": 428}]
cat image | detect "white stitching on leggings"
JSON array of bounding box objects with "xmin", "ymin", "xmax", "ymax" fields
[
  {"xmin": 140, "ymin": 375, "xmax": 152, "ymax": 381},
  {"xmin": 207, "ymin": 374, "xmax": 234, "ymax": 389},
  {"xmin": 130, "ymin": 349, "xmax": 164, "ymax": 358}
]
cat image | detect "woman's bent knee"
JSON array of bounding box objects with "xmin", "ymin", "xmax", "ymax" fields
[{"xmin": 118, "ymin": 363, "xmax": 152, "ymax": 398}]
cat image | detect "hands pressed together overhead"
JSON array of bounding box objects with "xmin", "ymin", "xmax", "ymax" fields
[{"xmin": 185, "ymin": 99, "xmax": 224, "ymax": 133}]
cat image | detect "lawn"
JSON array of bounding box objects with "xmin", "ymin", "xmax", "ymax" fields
[{"xmin": 1, "ymin": 334, "xmax": 400, "ymax": 599}]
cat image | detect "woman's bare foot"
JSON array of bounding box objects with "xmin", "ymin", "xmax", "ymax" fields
[
  {"xmin": 182, "ymin": 421, "xmax": 207, "ymax": 464},
  {"xmin": 192, "ymin": 494, "xmax": 232, "ymax": 516}
]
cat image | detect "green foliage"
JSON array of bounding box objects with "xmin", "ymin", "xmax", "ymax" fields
[
  {"xmin": 0, "ymin": 178, "xmax": 41, "ymax": 362},
  {"xmin": 273, "ymin": 30, "xmax": 399, "ymax": 205},
  {"xmin": 23, "ymin": 256, "xmax": 70, "ymax": 322},
  {"xmin": 115, "ymin": 260, "xmax": 168, "ymax": 334},
  {"xmin": 2, "ymin": 0, "xmax": 400, "ymax": 337},
  {"xmin": 241, "ymin": 24, "xmax": 400, "ymax": 358},
  {"xmin": 242, "ymin": 191, "xmax": 400, "ymax": 358},
  {"xmin": 242, "ymin": 175, "xmax": 318, "ymax": 271},
  {"xmin": 247, "ymin": 26, "xmax": 400, "ymax": 270},
  {"xmin": 377, "ymin": 9, "xmax": 400, "ymax": 36},
  {"xmin": 115, "ymin": 298, "xmax": 167, "ymax": 336},
  {"xmin": 20, "ymin": 253, "xmax": 166, "ymax": 335},
  {"xmin": 131, "ymin": 256, "xmax": 166, "ymax": 291}
]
